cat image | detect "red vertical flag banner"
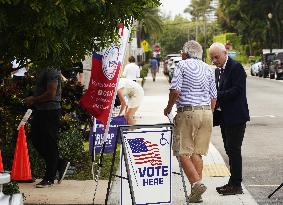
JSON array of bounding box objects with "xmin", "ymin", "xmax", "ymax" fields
[{"xmin": 80, "ymin": 25, "xmax": 130, "ymax": 128}]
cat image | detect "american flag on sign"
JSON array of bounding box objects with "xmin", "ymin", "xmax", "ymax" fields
[{"xmin": 127, "ymin": 138, "xmax": 162, "ymax": 166}]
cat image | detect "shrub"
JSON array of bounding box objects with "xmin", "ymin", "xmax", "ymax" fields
[
  {"xmin": 234, "ymin": 55, "xmax": 249, "ymax": 64},
  {"xmin": 140, "ymin": 64, "xmax": 150, "ymax": 86},
  {"xmin": 0, "ymin": 69, "xmax": 90, "ymax": 179},
  {"xmin": 58, "ymin": 123, "xmax": 85, "ymax": 165},
  {"xmin": 3, "ymin": 181, "xmax": 20, "ymax": 195}
]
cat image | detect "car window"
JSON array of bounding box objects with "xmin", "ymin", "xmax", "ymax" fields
[
  {"xmin": 267, "ymin": 55, "xmax": 275, "ymax": 61},
  {"xmin": 277, "ymin": 53, "xmax": 283, "ymax": 60}
]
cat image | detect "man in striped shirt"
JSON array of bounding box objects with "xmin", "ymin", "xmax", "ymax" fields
[{"xmin": 164, "ymin": 40, "xmax": 217, "ymax": 203}]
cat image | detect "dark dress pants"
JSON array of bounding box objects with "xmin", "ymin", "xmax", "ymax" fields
[
  {"xmin": 220, "ymin": 123, "xmax": 246, "ymax": 186},
  {"xmin": 30, "ymin": 109, "xmax": 61, "ymax": 181}
]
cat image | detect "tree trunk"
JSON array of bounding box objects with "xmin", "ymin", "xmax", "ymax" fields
[
  {"xmin": 136, "ymin": 22, "xmax": 142, "ymax": 64},
  {"xmin": 248, "ymin": 39, "xmax": 253, "ymax": 56},
  {"xmin": 275, "ymin": 16, "xmax": 282, "ymax": 48}
]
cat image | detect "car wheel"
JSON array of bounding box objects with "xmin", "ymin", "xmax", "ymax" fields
[
  {"xmin": 275, "ymin": 72, "xmax": 280, "ymax": 80},
  {"xmin": 270, "ymin": 73, "xmax": 275, "ymax": 79}
]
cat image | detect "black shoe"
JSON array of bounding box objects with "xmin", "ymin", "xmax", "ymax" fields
[
  {"xmin": 217, "ymin": 185, "xmax": 243, "ymax": 195},
  {"xmin": 36, "ymin": 180, "xmax": 54, "ymax": 188},
  {"xmin": 216, "ymin": 184, "xmax": 229, "ymax": 192},
  {"xmin": 58, "ymin": 161, "xmax": 70, "ymax": 184}
]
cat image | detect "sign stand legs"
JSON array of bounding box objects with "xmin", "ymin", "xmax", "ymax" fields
[
  {"xmin": 268, "ymin": 183, "xmax": 283, "ymax": 198},
  {"xmin": 105, "ymin": 128, "xmax": 136, "ymax": 205},
  {"xmin": 177, "ymin": 156, "xmax": 190, "ymax": 204},
  {"xmin": 105, "ymin": 130, "xmax": 120, "ymax": 204}
]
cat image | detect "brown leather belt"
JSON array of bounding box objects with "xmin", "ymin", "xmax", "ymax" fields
[{"xmin": 177, "ymin": 105, "xmax": 211, "ymax": 112}]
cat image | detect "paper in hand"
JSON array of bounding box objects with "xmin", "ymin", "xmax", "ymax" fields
[{"xmin": 167, "ymin": 112, "xmax": 174, "ymax": 123}]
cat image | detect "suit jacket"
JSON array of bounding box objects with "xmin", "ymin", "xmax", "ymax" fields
[{"xmin": 217, "ymin": 57, "xmax": 250, "ymax": 125}]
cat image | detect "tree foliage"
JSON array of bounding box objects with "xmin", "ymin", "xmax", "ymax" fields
[
  {"xmin": 184, "ymin": 0, "xmax": 218, "ymax": 54},
  {"xmin": 141, "ymin": 8, "xmax": 163, "ymax": 37},
  {"xmin": 184, "ymin": 0, "xmax": 213, "ymax": 21},
  {"xmin": 0, "ymin": 0, "xmax": 161, "ymax": 68},
  {"xmin": 217, "ymin": 0, "xmax": 283, "ymax": 55},
  {"xmin": 157, "ymin": 16, "xmax": 221, "ymax": 57},
  {"xmin": 157, "ymin": 16, "xmax": 190, "ymax": 55},
  {"xmin": 136, "ymin": 7, "xmax": 163, "ymax": 53}
]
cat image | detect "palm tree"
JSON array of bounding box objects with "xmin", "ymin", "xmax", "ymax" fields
[
  {"xmin": 184, "ymin": 0, "xmax": 213, "ymax": 42},
  {"xmin": 136, "ymin": 8, "xmax": 163, "ymax": 62},
  {"xmin": 184, "ymin": 0, "xmax": 213, "ymax": 20}
]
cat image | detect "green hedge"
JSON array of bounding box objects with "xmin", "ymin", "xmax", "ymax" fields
[
  {"xmin": 140, "ymin": 64, "xmax": 150, "ymax": 87},
  {"xmin": 234, "ymin": 55, "xmax": 249, "ymax": 64},
  {"xmin": 213, "ymin": 33, "xmax": 240, "ymax": 49}
]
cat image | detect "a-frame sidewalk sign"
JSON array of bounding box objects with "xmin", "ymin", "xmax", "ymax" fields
[{"xmin": 105, "ymin": 123, "xmax": 190, "ymax": 205}]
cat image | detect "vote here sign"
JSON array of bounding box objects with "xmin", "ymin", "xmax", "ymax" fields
[{"xmin": 122, "ymin": 128, "xmax": 172, "ymax": 204}]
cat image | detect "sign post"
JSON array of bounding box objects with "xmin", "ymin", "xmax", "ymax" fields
[{"xmin": 80, "ymin": 24, "xmax": 131, "ymax": 203}]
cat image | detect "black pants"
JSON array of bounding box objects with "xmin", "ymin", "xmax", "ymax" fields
[
  {"xmin": 220, "ymin": 123, "xmax": 246, "ymax": 186},
  {"xmin": 13, "ymin": 76, "xmax": 25, "ymax": 87},
  {"xmin": 30, "ymin": 109, "xmax": 61, "ymax": 181}
]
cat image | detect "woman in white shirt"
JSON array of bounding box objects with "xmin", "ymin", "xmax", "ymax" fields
[
  {"xmin": 122, "ymin": 56, "xmax": 140, "ymax": 81},
  {"xmin": 117, "ymin": 78, "xmax": 144, "ymax": 125}
]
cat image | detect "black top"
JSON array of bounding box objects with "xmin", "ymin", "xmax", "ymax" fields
[{"xmin": 34, "ymin": 68, "xmax": 61, "ymax": 110}]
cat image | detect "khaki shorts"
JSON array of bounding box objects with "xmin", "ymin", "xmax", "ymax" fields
[{"xmin": 173, "ymin": 109, "xmax": 212, "ymax": 156}]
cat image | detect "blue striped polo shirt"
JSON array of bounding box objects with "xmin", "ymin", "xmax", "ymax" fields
[{"xmin": 170, "ymin": 58, "xmax": 217, "ymax": 108}]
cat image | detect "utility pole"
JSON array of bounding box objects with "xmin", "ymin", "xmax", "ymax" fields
[{"xmin": 267, "ymin": 12, "xmax": 273, "ymax": 54}]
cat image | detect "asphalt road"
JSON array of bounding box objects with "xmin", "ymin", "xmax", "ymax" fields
[{"xmin": 211, "ymin": 76, "xmax": 283, "ymax": 204}]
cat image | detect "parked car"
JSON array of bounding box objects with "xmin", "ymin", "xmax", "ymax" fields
[
  {"xmin": 163, "ymin": 54, "xmax": 180, "ymax": 75},
  {"xmin": 269, "ymin": 52, "xmax": 283, "ymax": 80},
  {"xmin": 259, "ymin": 53, "xmax": 275, "ymax": 78},
  {"xmin": 168, "ymin": 57, "xmax": 182, "ymax": 83},
  {"xmin": 251, "ymin": 61, "xmax": 262, "ymax": 76}
]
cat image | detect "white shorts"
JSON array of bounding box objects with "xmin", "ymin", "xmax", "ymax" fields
[{"xmin": 127, "ymin": 86, "xmax": 144, "ymax": 108}]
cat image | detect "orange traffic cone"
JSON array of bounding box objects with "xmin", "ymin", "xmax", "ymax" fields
[
  {"xmin": 11, "ymin": 125, "xmax": 32, "ymax": 182},
  {"xmin": 0, "ymin": 150, "xmax": 3, "ymax": 172}
]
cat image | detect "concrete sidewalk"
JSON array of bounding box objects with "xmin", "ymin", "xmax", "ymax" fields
[{"xmin": 19, "ymin": 71, "xmax": 258, "ymax": 204}]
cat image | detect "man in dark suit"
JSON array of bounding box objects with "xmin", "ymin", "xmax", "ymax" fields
[{"xmin": 209, "ymin": 42, "xmax": 250, "ymax": 195}]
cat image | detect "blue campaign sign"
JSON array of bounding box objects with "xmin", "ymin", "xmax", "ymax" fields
[{"xmin": 89, "ymin": 116, "xmax": 126, "ymax": 153}]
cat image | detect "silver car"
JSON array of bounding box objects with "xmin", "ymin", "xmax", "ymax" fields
[
  {"xmin": 251, "ymin": 61, "xmax": 262, "ymax": 76},
  {"xmin": 168, "ymin": 57, "xmax": 182, "ymax": 83}
]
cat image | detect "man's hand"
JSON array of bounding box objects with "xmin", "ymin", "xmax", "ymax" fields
[
  {"xmin": 164, "ymin": 89, "xmax": 180, "ymax": 116},
  {"xmin": 25, "ymin": 96, "xmax": 35, "ymax": 106},
  {"xmin": 164, "ymin": 106, "xmax": 172, "ymax": 116}
]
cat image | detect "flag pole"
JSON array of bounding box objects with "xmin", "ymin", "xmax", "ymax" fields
[
  {"xmin": 91, "ymin": 117, "xmax": 97, "ymax": 180},
  {"xmin": 92, "ymin": 25, "xmax": 131, "ymax": 203}
]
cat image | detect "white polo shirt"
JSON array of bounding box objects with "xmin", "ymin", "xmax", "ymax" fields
[{"xmin": 122, "ymin": 63, "xmax": 140, "ymax": 81}]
